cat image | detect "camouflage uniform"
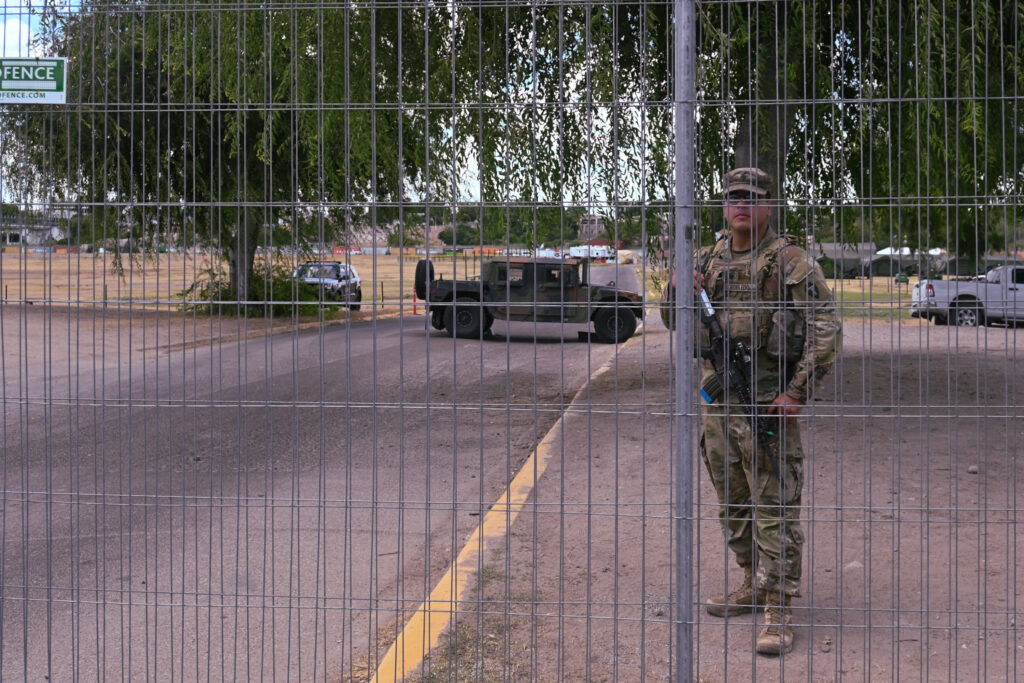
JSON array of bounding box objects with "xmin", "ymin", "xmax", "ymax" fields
[
  {"xmin": 661, "ymin": 215, "xmax": 841, "ymax": 599},
  {"xmin": 697, "ymin": 227, "xmax": 840, "ymax": 597}
]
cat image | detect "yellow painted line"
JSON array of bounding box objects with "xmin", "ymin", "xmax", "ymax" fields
[{"xmin": 370, "ymin": 338, "xmax": 637, "ymax": 682}]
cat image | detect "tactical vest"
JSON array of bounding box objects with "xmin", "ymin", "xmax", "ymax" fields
[{"xmin": 697, "ymin": 233, "xmax": 802, "ymax": 356}]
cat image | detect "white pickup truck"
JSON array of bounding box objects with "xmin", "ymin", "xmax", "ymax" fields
[{"xmin": 911, "ymin": 265, "xmax": 1024, "ymax": 326}]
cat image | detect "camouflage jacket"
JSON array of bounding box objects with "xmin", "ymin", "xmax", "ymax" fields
[{"xmin": 661, "ymin": 230, "xmax": 841, "ymax": 403}]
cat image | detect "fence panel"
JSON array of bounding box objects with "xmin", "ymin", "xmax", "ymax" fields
[{"xmin": 1, "ymin": 1, "xmax": 1021, "ymax": 681}]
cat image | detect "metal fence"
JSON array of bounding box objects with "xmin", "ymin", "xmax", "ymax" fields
[{"xmin": 1, "ymin": 1, "xmax": 1022, "ymax": 680}]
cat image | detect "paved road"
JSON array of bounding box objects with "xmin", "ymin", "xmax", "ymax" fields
[{"xmin": 0, "ymin": 278, "xmax": 640, "ymax": 680}]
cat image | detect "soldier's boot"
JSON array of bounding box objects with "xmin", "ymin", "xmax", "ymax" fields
[
  {"xmin": 706, "ymin": 568, "xmax": 768, "ymax": 617},
  {"xmin": 755, "ymin": 594, "xmax": 795, "ymax": 655}
]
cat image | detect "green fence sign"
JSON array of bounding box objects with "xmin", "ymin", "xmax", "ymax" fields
[{"xmin": 0, "ymin": 58, "xmax": 67, "ymax": 104}]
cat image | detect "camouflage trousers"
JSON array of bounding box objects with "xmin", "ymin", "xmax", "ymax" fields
[{"xmin": 700, "ymin": 401, "xmax": 805, "ymax": 597}]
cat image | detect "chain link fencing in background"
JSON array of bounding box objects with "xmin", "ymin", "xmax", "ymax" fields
[{"xmin": 1, "ymin": 1, "xmax": 1021, "ymax": 680}]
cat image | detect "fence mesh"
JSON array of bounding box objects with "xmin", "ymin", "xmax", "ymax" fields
[{"xmin": 1, "ymin": 1, "xmax": 1022, "ymax": 681}]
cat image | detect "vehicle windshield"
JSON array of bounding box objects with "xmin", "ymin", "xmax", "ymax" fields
[{"xmin": 296, "ymin": 264, "xmax": 347, "ymax": 279}]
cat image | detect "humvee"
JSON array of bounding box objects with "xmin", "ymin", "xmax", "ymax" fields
[{"xmin": 414, "ymin": 256, "xmax": 644, "ymax": 343}]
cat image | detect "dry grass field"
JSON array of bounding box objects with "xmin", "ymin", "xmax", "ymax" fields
[
  {"xmin": 1, "ymin": 249, "xmax": 917, "ymax": 322},
  {"xmin": 1, "ymin": 250, "xmax": 443, "ymax": 309}
]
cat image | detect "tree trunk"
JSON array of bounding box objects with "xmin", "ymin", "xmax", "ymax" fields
[
  {"xmin": 733, "ymin": 72, "xmax": 794, "ymax": 199},
  {"xmin": 733, "ymin": 32, "xmax": 798, "ymax": 232},
  {"xmin": 227, "ymin": 211, "xmax": 261, "ymax": 308}
]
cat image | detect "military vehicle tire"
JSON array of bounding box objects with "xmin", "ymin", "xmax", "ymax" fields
[
  {"xmin": 431, "ymin": 309, "xmax": 446, "ymax": 330},
  {"xmin": 349, "ymin": 288, "xmax": 362, "ymax": 312},
  {"xmin": 445, "ymin": 297, "xmax": 483, "ymax": 338},
  {"xmin": 414, "ymin": 260, "xmax": 435, "ymax": 301},
  {"xmin": 593, "ymin": 306, "xmax": 637, "ymax": 343}
]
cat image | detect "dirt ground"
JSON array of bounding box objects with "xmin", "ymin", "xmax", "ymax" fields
[{"xmin": 395, "ymin": 316, "xmax": 1024, "ymax": 682}]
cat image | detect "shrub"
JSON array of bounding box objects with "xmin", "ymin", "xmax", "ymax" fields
[{"xmin": 182, "ymin": 262, "xmax": 342, "ymax": 319}]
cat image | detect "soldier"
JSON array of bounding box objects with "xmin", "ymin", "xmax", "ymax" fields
[{"xmin": 661, "ymin": 167, "xmax": 841, "ymax": 655}]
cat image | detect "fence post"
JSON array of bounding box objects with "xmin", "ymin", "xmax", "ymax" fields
[{"xmin": 674, "ymin": 1, "xmax": 697, "ymax": 680}]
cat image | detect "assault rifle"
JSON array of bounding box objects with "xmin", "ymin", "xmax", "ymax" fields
[{"xmin": 697, "ymin": 289, "xmax": 786, "ymax": 495}]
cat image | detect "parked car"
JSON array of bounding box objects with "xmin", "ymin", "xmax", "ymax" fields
[
  {"xmin": 910, "ymin": 265, "xmax": 1024, "ymax": 326},
  {"xmin": 292, "ymin": 261, "xmax": 362, "ymax": 310}
]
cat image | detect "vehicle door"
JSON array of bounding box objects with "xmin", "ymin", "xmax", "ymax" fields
[
  {"xmin": 492, "ymin": 262, "xmax": 532, "ymax": 319},
  {"xmin": 535, "ymin": 264, "xmax": 580, "ymax": 321},
  {"xmin": 1006, "ymin": 267, "xmax": 1024, "ymax": 320}
]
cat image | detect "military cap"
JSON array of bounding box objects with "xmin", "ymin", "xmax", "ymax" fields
[{"xmin": 723, "ymin": 167, "xmax": 772, "ymax": 197}]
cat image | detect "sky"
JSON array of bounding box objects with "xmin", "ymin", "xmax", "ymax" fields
[
  {"xmin": 2, "ymin": 2, "xmax": 31, "ymax": 204},
  {"xmin": 2, "ymin": 1, "xmax": 34, "ymax": 57}
]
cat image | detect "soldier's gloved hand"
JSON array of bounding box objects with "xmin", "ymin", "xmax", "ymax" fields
[
  {"xmin": 692, "ymin": 270, "xmax": 704, "ymax": 296},
  {"xmin": 767, "ymin": 392, "xmax": 804, "ymax": 425}
]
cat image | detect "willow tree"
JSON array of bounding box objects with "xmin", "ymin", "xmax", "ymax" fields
[
  {"xmin": 1, "ymin": 2, "xmax": 673, "ymax": 301},
  {"xmin": 9, "ymin": 1, "xmax": 1012, "ymax": 279},
  {"xmin": 849, "ymin": 1, "xmax": 1024, "ymax": 258},
  {"xmin": 695, "ymin": 1, "xmax": 1024, "ymax": 259},
  {"xmin": 0, "ymin": 3, "xmax": 454, "ymax": 300}
]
